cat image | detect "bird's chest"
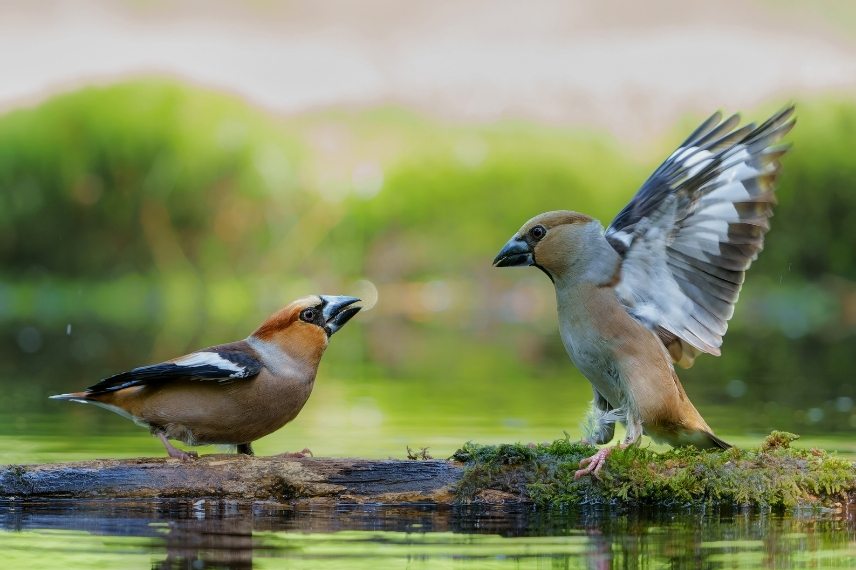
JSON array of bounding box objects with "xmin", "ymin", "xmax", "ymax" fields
[
  {"xmin": 559, "ymin": 320, "xmax": 623, "ymax": 405},
  {"xmin": 239, "ymin": 375, "xmax": 315, "ymax": 425},
  {"xmin": 557, "ymin": 291, "xmax": 627, "ymax": 407}
]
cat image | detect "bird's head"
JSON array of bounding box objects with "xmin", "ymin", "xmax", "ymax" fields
[
  {"xmin": 252, "ymin": 295, "xmax": 361, "ymax": 362},
  {"xmin": 493, "ymin": 211, "xmax": 597, "ymax": 281}
]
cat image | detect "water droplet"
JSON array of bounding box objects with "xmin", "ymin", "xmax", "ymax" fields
[{"xmin": 353, "ymin": 279, "xmax": 379, "ymax": 311}]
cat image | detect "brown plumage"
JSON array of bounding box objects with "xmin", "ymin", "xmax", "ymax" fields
[
  {"xmin": 494, "ymin": 107, "xmax": 793, "ymax": 477},
  {"xmin": 51, "ymin": 295, "xmax": 361, "ymax": 459}
]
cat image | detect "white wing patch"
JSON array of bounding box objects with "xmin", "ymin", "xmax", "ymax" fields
[{"xmin": 174, "ymin": 351, "xmax": 247, "ymax": 378}]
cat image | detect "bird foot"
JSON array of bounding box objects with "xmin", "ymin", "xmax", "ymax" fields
[
  {"xmin": 574, "ymin": 446, "xmax": 615, "ymax": 480},
  {"xmin": 280, "ymin": 448, "xmax": 313, "ymax": 459},
  {"xmin": 167, "ymin": 448, "xmax": 198, "ymax": 461},
  {"xmin": 157, "ymin": 432, "xmax": 198, "ymax": 461}
]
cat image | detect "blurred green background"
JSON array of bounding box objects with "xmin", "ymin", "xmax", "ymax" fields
[
  {"xmin": 2, "ymin": 3, "xmax": 856, "ymax": 569},
  {"xmin": 1, "ymin": 80, "xmax": 855, "ymax": 462}
]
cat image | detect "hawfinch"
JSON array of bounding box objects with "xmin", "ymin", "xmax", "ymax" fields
[
  {"xmin": 494, "ymin": 107, "xmax": 794, "ymax": 478},
  {"xmin": 52, "ymin": 295, "xmax": 361, "ymax": 459}
]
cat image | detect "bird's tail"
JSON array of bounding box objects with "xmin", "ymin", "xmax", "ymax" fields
[
  {"xmin": 50, "ymin": 391, "xmax": 141, "ymax": 425},
  {"xmin": 655, "ymin": 427, "xmax": 732, "ymax": 450},
  {"xmin": 701, "ymin": 431, "xmax": 732, "ymax": 450}
]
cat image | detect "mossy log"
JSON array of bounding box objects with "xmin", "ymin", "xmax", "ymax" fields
[
  {"xmin": 452, "ymin": 432, "xmax": 856, "ymax": 510},
  {"xmin": 1, "ymin": 433, "xmax": 854, "ymax": 509}
]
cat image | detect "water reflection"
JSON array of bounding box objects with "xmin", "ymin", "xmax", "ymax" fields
[
  {"xmin": 156, "ymin": 516, "xmax": 254, "ymax": 569},
  {"xmin": 1, "ymin": 499, "xmax": 854, "ymax": 568}
]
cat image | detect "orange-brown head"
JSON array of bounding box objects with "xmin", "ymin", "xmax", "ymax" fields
[
  {"xmin": 493, "ymin": 211, "xmax": 599, "ymax": 281},
  {"xmin": 252, "ymin": 295, "xmax": 361, "ymax": 364}
]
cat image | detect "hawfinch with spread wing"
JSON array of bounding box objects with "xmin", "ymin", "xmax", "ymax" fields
[{"xmin": 494, "ymin": 107, "xmax": 794, "ymax": 478}]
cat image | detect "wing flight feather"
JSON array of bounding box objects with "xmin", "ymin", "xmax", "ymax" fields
[{"xmin": 606, "ymin": 106, "xmax": 795, "ymax": 367}]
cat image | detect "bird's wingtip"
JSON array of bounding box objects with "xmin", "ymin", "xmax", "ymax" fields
[{"xmin": 49, "ymin": 392, "xmax": 87, "ymax": 401}]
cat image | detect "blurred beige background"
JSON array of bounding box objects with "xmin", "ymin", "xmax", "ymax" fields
[{"xmin": 2, "ymin": 0, "xmax": 855, "ymax": 138}]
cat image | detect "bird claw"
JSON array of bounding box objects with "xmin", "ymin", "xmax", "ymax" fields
[
  {"xmin": 167, "ymin": 448, "xmax": 198, "ymax": 461},
  {"xmin": 157, "ymin": 432, "xmax": 198, "ymax": 460},
  {"xmin": 280, "ymin": 447, "xmax": 313, "ymax": 459},
  {"xmin": 574, "ymin": 447, "xmax": 613, "ymax": 480}
]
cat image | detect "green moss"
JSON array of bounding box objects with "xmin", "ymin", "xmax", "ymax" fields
[
  {"xmin": 452, "ymin": 432, "xmax": 856, "ymax": 509},
  {"xmin": 760, "ymin": 430, "xmax": 800, "ymax": 451}
]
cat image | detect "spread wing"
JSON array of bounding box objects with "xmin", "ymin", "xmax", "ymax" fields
[
  {"xmin": 84, "ymin": 341, "xmax": 262, "ymax": 395},
  {"xmin": 605, "ymin": 106, "xmax": 795, "ymax": 368}
]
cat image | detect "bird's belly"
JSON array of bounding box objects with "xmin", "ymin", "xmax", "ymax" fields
[{"xmin": 133, "ymin": 378, "xmax": 314, "ymax": 445}]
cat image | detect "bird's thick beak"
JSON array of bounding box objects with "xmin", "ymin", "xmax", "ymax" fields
[
  {"xmin": 320, "ymin": 295, "xmax": 362, "ymax": 336},
  {"xmin": 493, "ymin": 237, "xmax": 534, "ymax": 267}
]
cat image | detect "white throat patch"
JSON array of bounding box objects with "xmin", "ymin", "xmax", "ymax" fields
[{"xmin": 246, "ymin": 336, "xmax": 312, "ymax": 379}]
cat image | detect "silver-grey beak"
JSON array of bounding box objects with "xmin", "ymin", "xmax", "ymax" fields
[
  {"xmin": 319, "ymin": 295, "xmax": 361, "ymax": 336},
  {"xmin": 493, "ymin": 237, "xmax": 534, "ymax": 267}
]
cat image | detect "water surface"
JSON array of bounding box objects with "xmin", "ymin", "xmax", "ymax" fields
[
  {"xmin": 3, "ymin": 305, "xmax": 855, "ymax": 568},
  {"xmin": 2, "ymin": 499, "xmax": 855, "ymax": 569}
]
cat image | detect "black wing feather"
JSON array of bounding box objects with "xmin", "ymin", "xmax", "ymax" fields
[{"xmin": 84, "ymin": 341, "xmax": 262, "ymax": 395}]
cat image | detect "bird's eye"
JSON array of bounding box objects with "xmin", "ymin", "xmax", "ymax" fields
[
  {"xmin": 300, "ymin": 309, "xmax": 317, "ymax": 322},
  {"xmin": 529, "ymin": 225, "xmax": 547, "ymax": 241}
]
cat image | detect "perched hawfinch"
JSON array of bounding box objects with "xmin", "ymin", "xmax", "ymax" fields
[
  {"xmin": 494, "ymin": 107, "xmax": 794, "ymax": 478},
  {"xmin": 52, "ymin": 295, "xmax": 361, "ymax": 459}
]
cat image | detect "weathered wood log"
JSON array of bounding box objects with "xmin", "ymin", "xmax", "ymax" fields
[
  {"xmin": 2, "ymin": 433, "xmax": 854, "ymax": 508},
  {"xmin": 0, "ymin": 456, "xmax": 463, "ymax": 503}
]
